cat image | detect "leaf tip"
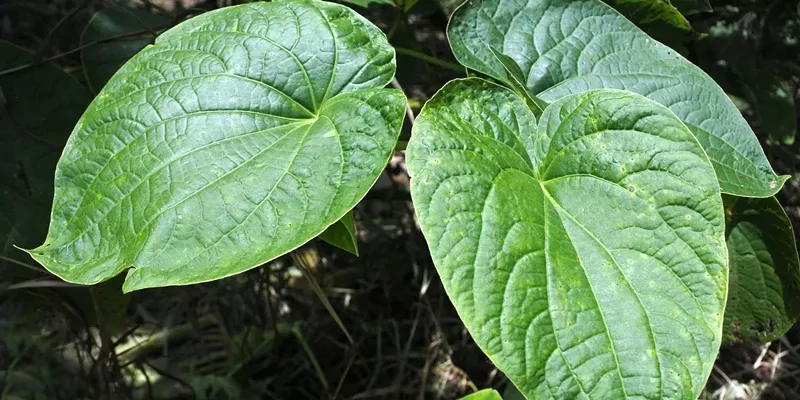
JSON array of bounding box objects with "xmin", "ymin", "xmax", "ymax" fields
[{"xmin": 18, "ymin": 243, "xmax": 51, "ymax": 265}]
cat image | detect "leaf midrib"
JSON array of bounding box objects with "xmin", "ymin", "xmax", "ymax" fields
[
  {"xmin": 540, "ymin": 179, "xmax": 662, "ymax": 399},
  {"xmin": 446, "ymin": 110, "xmax": 711, "ymax": 396}
]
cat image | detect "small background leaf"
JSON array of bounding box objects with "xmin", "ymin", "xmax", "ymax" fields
[
  {"xmin": 460, "ymin": 388, "xmax": 502, "ymax": 400},
  {"xmin": 81, "ymin": 6, "xmax": 172, "ymax": 93},
  {"xmin": 602, "ymin": 0, "xmax": 693, "ymax": 54},
  {"xmin": 318, "ymin": 211, "xmax": 359, "ymax": 255},
  {"xmin": 671, "ymin": 0, "xmax": 712, "ymax": 15},
  {"xmin": 604, "ymin": 0, "xmax": 690, "ymax": 31},
  {"xmin": 723, "ymin": 195, "xmax": 800, "ymax": 344}
]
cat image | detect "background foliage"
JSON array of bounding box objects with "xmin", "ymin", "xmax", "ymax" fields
[{"xmin": 1, "ymin": 0, "xmax": 799, "ymax": 399}]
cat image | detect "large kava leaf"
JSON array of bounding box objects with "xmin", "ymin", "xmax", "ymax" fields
[
  {"xmin": 27, "ymin": 0, "xmax": 405, "ymax": 292},
  {"xmin": 408, "ymin": 79, "xmax": 726, "ymax": 399}
]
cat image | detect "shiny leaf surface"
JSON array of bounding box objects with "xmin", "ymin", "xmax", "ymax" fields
[
  {"xmin": 407, "ymin": 79, "xmax": 727, "ymax": 399},
  {"xmin": 448, "ymin": 0, "xmax": 787, "ymax": 197},
  {"xmin": 29, "ymin": 0, "xmax": 405, "ymax": 292}
]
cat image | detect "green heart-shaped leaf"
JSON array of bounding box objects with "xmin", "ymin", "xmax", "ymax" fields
[
  {"xmin": 723, "ymin": 195, "xmax": 800, "ymax": 344},
  {"xmin": 448, "ymin": 0, "xmax": 787, "ymax": 197},
  {"xmin": 407, "ymin": 79, "xmax": 726, "ymax": 399},
  {"xmin": 28, "ymin": 0, "xmax": 405, "ymax": 292}
]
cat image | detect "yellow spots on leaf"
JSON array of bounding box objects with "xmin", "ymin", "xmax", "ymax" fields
[{"xmin": 589, "ymin": 116, "xmax": 600, "ymax": 130}]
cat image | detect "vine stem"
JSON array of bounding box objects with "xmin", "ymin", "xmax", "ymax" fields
[{"xmin": 0, "ymin": 255, "xmax": 46, "ymax": 274}]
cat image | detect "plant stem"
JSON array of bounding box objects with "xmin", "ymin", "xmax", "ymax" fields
[
  {"xmin": 292, "ymin": 326, "xmax": 329, "ymax": 390},
  {"xmin": 386, "ymin": 8, "xmax": 403, "ymax": 40},
  {"xmin": 394, "ymin": 47, "xmax": 464, "ymax": 73},
  {"xmin": 0, "ymin": 255, "xmax": 46, "ymax": 274}
]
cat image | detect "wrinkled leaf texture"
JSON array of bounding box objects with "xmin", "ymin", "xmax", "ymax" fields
[
  {"xmin": 28, "ymin": 0, "xmax": 405, "ymax": 292},
  {"xmin": 447, "ymin": 0, "xmax": 787, "ymax": 197},
  {"xmin": 407, "ymin": 79, "xmax": 727, "ymax": 399}
]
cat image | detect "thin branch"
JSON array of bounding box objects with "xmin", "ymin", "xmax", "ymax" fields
[
  {"xmin": 0, "ymin": 254, "xmax": 47, "ymax": 274},
  {"xmin": 0, "ymin": 28, "xmax": 166, "ymax": 77}
]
